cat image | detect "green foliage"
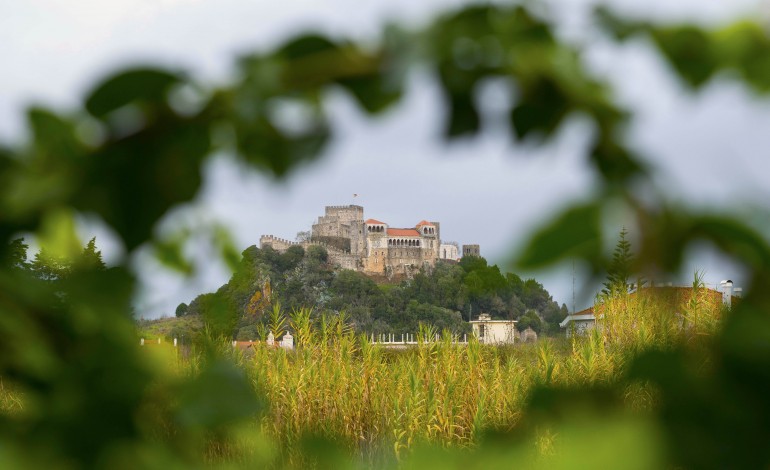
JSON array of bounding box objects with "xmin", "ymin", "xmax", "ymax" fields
[
  {"xmin": 517, "ymin": 309, "xmax": 543, "ymax": 333},
  {"xmin": 602, "ymin": 227, "xmax": 634, "ymax": 296},
  {"xmin": 175, "ymin": 302, "xmax": 189, "ymax": 318},
  {"xmin": 1, "ymin": 2, "xmax": 770, "ymax": 468}
]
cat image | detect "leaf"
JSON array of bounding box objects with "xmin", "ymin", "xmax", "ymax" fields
[
  {"xmin": 85, "ymin": 68, "xmax": 183, "ymax": 118},
  {"xmin": 73, "ymin": 113, "xmax": 210, "ymax": 250},
  {"xmin": 651, "ymin": 26, "xmax": 717, "ymax": 89},
  {"xmin": 176, "ymin": 359, "xmax": 264, "ymax": 429},
  {"xmin": 688, "ymin": 215, "xmax": 770, "ymax": 272},
  {"xmin": 510, "ymin": 76, "xmax": 570, "ymax": 140},
  {"xmin": 153, "ymin": 235, "xmax": 194, "ymax": 275},
  {"xmin": 28, "ymin": 108, "xmax": 85, "ymax": 161},
  {"xmin": 515, "ymin": 202, "xmax": 602, "ymax": 269}
]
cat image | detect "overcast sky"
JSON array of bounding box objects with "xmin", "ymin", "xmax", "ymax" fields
[{"xmin": 2, "ymin": 0, "xmax": 769, "ymax": 318}]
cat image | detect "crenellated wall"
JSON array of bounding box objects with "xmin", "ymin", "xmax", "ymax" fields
[
  {"xmin": 260, "ymin": 235, "xmax": 299, "ymax": 251},
  {"xmin": 261, "ymin": 205, "xmax": 476, "ymax": 280}
]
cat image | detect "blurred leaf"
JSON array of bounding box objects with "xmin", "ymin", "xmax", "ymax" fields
[
  {"xmin": 73, "ymin": 113, "xmax": 210, "ymax": 250},
  {"xmin": 213, "ymin": 225, "xmax": 241, "ymax": 273},
  {"xmin": 714, "ymin": 22, "xmax": 770, "ymax": 92},
  {"xmin": 688, "ymin": 215, "xmax": 770, "ymax": 272},
  {"xmin": 651, "ymin": 27, "xmax": 717, "ymax": 89},
  {"xmin": 85, "ymin": 68, "xmax": 183, "ymax": 119},
  {"xmin": 36, "ymin": 207, "xmax": 81, "ymax": 261},
  {"xmin": 516, "ymin": 202, "xmax": 602, "ymax": 269},
  {"xmin": 28, "ymin": 107, "xmax": 86, "ymax": 161},
  {"xmin": 176, "ymin": 359, "xmax": 263, "ymax": 429},
  {"xmin": 590, "ymin": 137, "xmax": 646, "ymax": 184},
  {"xmin": 154, "ymin": 234, "xmax": 194, "ymax": 275},
  {"xmin": 510, "ymin": 76, "xmax": 570, "ymax": 140}
]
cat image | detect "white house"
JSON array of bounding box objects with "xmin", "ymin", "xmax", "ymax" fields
[
  {"xmin": 559, "ymin": 308, "xmax": 597, "ymax": 338},
  {"xmin": 469, "ymin": 313, "xmax": 517, "ymax": 344}
]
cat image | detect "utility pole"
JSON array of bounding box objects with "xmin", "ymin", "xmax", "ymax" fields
[{"xmin": 572, "ymin": 259, "xmax": 575, "ymax": 313}]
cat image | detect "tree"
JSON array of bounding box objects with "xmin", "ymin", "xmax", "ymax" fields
[
  {"xmin": 4, "ymin": 238, "xmax": 30, "ymax": 273},
  {"xmin": 2, "ymin": 3, "xmax": 770, "ymax": 468},
  {"xmin": 175, "ymin": 302, "xmax": 189, "ymax": 318},
  {"xmin": 516, "ymin": 310, "xmax": 543, "ymax": 333},
  {"xmin": 78, "ymin": 237, "xmax": 106, "ymax": 271},
  {"xmin": 602, "ymin": 227, "xmax": 634, "ymax": 296},
  {"xmin": 31, "ymin": 247, "xmax": 71, "ymax": 281}
]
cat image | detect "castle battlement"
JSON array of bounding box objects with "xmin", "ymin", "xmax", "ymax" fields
[
  {"xmin": 260, "ymin": 205, "xmax": 476, "ymax": 279},
  {"xmin": 260, "ymin": 235, "xmax": 299, "ymax": 250},
  {"xmin": 325, "ymin": 204, "xmax": 363, "ymax": 210}
]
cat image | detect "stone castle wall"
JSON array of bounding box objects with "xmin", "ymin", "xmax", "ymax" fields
[
  {"xmin": 259, "ymin": 235, "xmax": 298, "ymax": 252},
  {"xmin": 260, "ymin": 235, "xmax": 359, "ymax": 271},
  {"xmin": 262, "ymin": 206, "xmax": 475, "ymax": 280}
]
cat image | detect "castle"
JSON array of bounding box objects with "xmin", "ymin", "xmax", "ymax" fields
[{"xmin": 260, "ymin": 205, "xmax": 477, "ymax": 279}]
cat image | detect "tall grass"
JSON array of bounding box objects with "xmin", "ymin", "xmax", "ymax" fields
[{"xmin": 0, "ymin": 287, "xmax": 725, "ymax": 467}]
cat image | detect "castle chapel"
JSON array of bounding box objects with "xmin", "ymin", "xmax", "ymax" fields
[{"xmin": 260, "ymin": 205, "xmax": 467, "ymax": 278}]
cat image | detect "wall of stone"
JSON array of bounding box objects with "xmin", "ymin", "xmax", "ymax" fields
[
  {"xmin": 440, "ymin": 243, "xmax": 460, "ymax": 261},
  {"xmin": 462, "ymin": 244, "xmax": 480, "ymax": 257},
  {"xmin": 325, "ymin": 205, "xmax": 364, "ymax": 223},
  {"xmin": 260, "ymin": 235, "xmax": 299, "ymax": 252},
  {"xmin": 262, "ymin": 206, "xmax": 458, "ymax": 281},
  {"xmin": 349, "ymin": 220, "xmax": 366, "ymax": 257}
]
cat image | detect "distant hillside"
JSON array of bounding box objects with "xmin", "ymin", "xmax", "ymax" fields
[{"xmin": 174, "ymin": 244, "xmax": 567, "ymax": 340}]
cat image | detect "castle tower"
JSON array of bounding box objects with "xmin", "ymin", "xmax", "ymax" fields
[{"xmin": 462, "ymin": 244, "xmax": 480, "ymax": 257}]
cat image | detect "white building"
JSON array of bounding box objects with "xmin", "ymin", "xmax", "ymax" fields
[
  {"xmin": 469, "ymin": 313, "xmax": 517, "ymax": 344},
  {"xmin": 439, "ymin": 242, "xmax": 460, "ymax": 261},
  {"xmin": 559, "ymin": 308, "xmax": 597, "ymax": 338}
]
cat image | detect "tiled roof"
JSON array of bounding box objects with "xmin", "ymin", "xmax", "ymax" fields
[
  {"xmin": 387, "ymin": 228, "xmax": 420, "ymax": 237},
  {"xmin": 365, "ymin": 219, "xmax": 386, "ymax": 224},
  {"xmin": 415, "ymin": 220, "xmax": 434, "ymax": 227}
]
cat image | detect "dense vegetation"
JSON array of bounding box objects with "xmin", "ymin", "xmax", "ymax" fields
[
  {"xmin": 128, "ymin": 283, "xmax": 724, "ymax": 468},
  {"xmin": 176, "ymin": 244, "xmax": 567, "ymax": 340},
  {"xmin": 2, "ymin": 1, "xmax": 770, "ymax": 468}
]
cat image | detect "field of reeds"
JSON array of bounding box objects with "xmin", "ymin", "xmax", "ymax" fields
[{"xmin": 1, "ymin": 284, "xmax": 726, "ymax": 468}]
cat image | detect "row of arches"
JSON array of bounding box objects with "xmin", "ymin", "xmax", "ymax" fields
[
  {"xmin": 421, "ymin": 227, "xmax": 435, "ymax": 235},
  {"xmin": 367, "ymin": 225, "xmax": 384, "ymax": 233},
  {"xmin": 389, "ymin": 238, "xmax": 420, "ymax": 247}
]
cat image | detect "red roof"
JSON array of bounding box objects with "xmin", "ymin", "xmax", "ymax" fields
[
  {"xmin": 387, "ymin": 228, "xmax": 420, "ymax": 237},
  {"xmin": 366, "ymin": 219, "xmax": 385, "ymax": 224},
  {"xmin": 415, "ymin": 220, "xmax": 434, "ymax": 227}
]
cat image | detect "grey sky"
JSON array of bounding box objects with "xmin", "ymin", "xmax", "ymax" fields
[{"xmin": 2, "ymin": 0, "xmax": 768, "ymax": 318}]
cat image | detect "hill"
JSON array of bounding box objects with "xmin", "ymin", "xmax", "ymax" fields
[{"xmin": 173, "ymin": 244, "xmax": 567, "ymax": 340}]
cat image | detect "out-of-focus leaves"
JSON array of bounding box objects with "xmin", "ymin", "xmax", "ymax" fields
[
  {"xmin": 590, "ymin": 137, "xmax": 647, "ymax": 184},
  {"xmin": 36, "ymin": 207, "xmax": 81, "ymax": 262},
  {"xmin": 714, "ymin": 22, "xmax": 770, "ymax": 92},
  {"xmin": 176, "ymin": 359, "xmax": 263, "ymax": 429},
  {"xmin": 597, "ymin": 8, "xmax": 770, "ymax": 93},
  {"xmin": 213, "ymin": 224, "xmax": 241, "ymax": 273},
  {"xmin": 688, "ymin": 215, "xmax": 770, "ymax": 272},
  {"xmin": 154, "ymin": 233, "xmax": 195, "ymax": 275},
  {"xmin": 628, "ymin": 298, "xmax": 770, "ymax": 469},
  {"xmin": 85, "ymin": 68, "xmax": 183, "ymax": 119},
  {"xmin": 0, "ymin": 265, "xmax": 152, "ymax": 468},
  {"xmin": 516, "ymin": 202, "xmax": 602, "ymax": 269},
  {"xmin": 510, "ymin": 76, "xmax": 570, "ymax": 140},
  {"xmin": 73, "ymin": 113, "xmax": 210, "ymax": 250},
  {"xmin": 650, "ymin": 27, "xmax": 717, "ymax": 89},
  {"xmin": 29, "ymin": 108, "xmax": 86, "ymax": 162}
]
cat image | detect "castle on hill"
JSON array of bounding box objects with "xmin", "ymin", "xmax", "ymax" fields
[{"xmin": 260, "ymin": 205, "xmax": 479, "ymax": 279}]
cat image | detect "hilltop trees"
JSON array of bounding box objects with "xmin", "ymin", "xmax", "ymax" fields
[
  {"xmin": 186, "ymin": 243, "xmax": 565, "ymax": 338},
  {"xmin": 4, "ymin": 236, "xmax": 106, "ymax": 281}
]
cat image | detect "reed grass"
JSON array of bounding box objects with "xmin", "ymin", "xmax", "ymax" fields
[{"xmin": 0, "ymin": 284, "xmax": 725, "ymax": 467}]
